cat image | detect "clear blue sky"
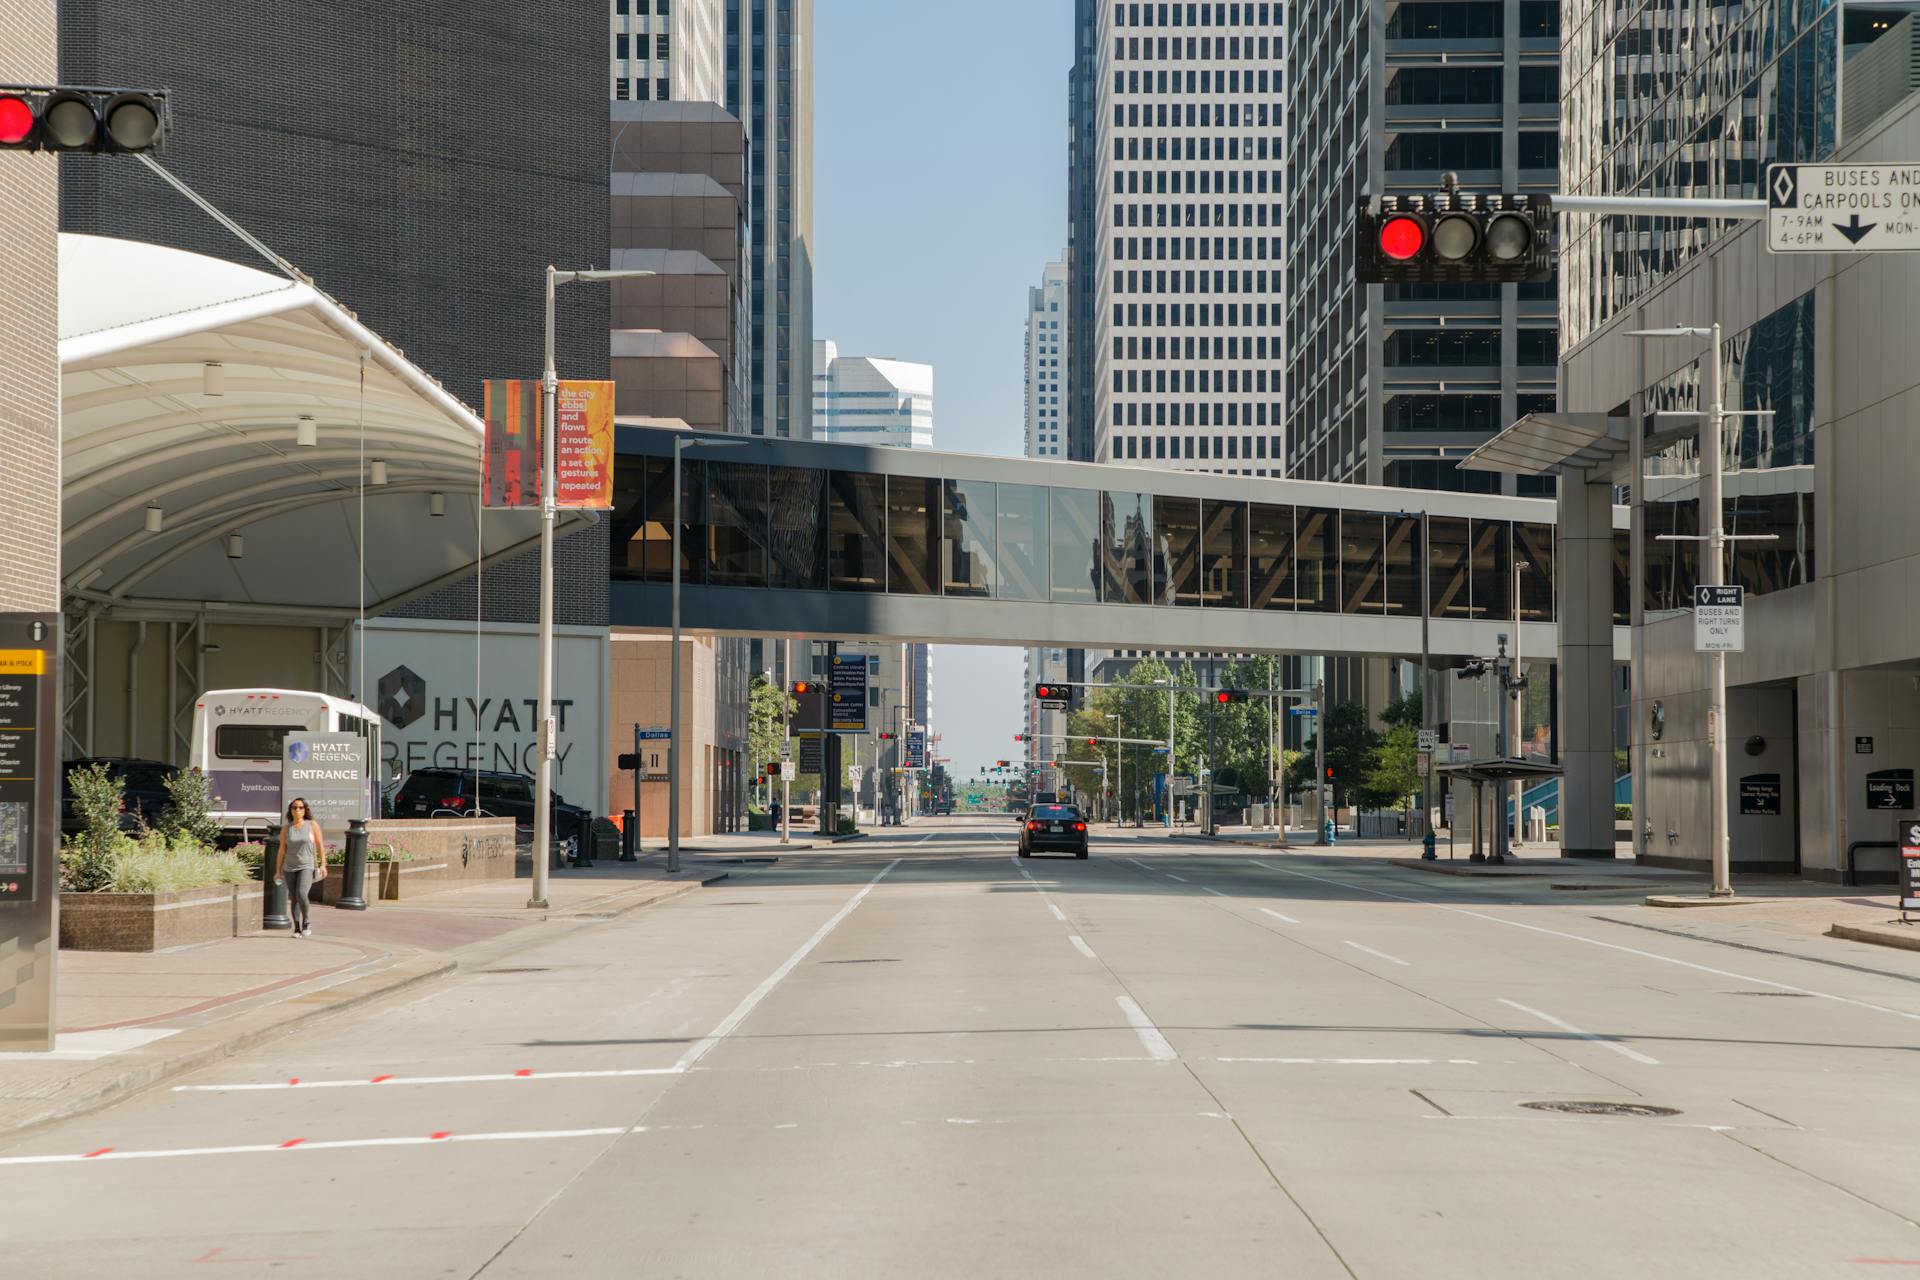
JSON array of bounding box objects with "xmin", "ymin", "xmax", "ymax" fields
[{"xmin": 814, "ymin": 0, "xmax": 1071, "ymax": 781}]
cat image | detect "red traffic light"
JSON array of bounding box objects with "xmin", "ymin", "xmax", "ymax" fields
[
  {"xmin": 791, "ymin": 680, "xmax": 812, "ymax": 695},
  {"xmin": 0, "ymin": 96, "xmax": 32, "ymax": 145},
  {"xmin": 1326, "ymin": 767, "xmax": 1335, "ymax": 779},
  {"xmin": 1379, "ymin": 215, "xmax": 1425, "ymax": 261},
  {"xmin": 1086, "ymin": 738, "xmax": 1098, "ymax": 747},
  {"xmin": 1216, "ymin": 691, "xmax": 1231, "ymax": 704},
  {"xmin": 0, "ymin": 85, "xmax": 167, "ymax": 153},
  {"xmin": 1035, "ymin": 683, "xmax": 1069, "ymax": 699}
]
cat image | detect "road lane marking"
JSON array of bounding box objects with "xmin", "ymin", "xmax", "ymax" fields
[
  {"xmin": 175, "ymin": 1066, "xmax": 686, "ymax": 1094},
  {"xmin": 1216, "ymin": 1057, "xmax": 1480, "ymax": 1065},
  {"xmin": 1126, "ymin": 858, "xmax": 1155, "ymax": 872},
  {"xmin": 0, "ymin": 1127, "xmax": 633, "ymax": 1167},
  {"xmin": 1498, "ymin": 998, "xmax": 1660, "ymax": 1065},
  {"xmin": 1259, "ymin": 907, "xmax": 1301, "ymax": 925},
  {"xmin": 1048, "ymin": 903, "xmax": 1066, "ymax": 921},
  {"xmin": 674, "ymin": 858, "xmax": 901, "ymax": 1072},
  {"xmin": 1253, "ymin": 862, "xmax": 1920, "ymax": 1026},
  {"xmin": 1201, "ymin": 885, "xmax": 1229, "ymax": 897},
  {"xmin": 1115, "ymin": 995, "xmax": 1177, "ymax": 1061},
  {"xmin": 1165, "ymin": 873, "xmax": 1189, "ymax": 883},
  {"xmin": 1344, "ymin": 940, "xmax": 1411, "ymax": 966},
  {"xmin": 1068, "ymin": 935, "xmax": 1098, "ymax": 959}
]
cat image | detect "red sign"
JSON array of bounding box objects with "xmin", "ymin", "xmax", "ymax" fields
[{"xmin": 483, "ymin": 379, "xmax": 616, "ymax": 511}]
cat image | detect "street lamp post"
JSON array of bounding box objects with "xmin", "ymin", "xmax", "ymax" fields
[
  {"xmin": 668, "ymin": 433, "xmax": 748, "ymax": 874},
  {"xmin": 532, "ymin": 265, "xmax": 653, "ymax": 909},
  {"xmin": 1106, "ymin": 712, "xmax": 1122, "ymax": 826}
]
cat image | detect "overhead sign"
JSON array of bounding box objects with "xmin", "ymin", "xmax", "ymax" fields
[
  {"xmin": 1768, "ymin": 163, "xmax": 1920, "ymax": 253},
  {"xmin": 282, "ymin": 733, "xmax": 370, "ymax": 824},
  {"xmin": 482, "ymin": 378, "xmax": 617, "ymax": 510},
  {"xmin": 1898, "ymin": 819, "xmax": 1920, "ymax": 917},
  {"xmin": 1693, "ymin": 584, "xmax": 1745, "ymax": 653},
  {"xmin": 829, "ymin": 654, "xmax": 868, "ymax": 733}
]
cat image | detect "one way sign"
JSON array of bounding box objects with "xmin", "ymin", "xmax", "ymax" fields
[{"xmin": 1768, "ymin": 163, "xmax": 1920, "ymax": 253}]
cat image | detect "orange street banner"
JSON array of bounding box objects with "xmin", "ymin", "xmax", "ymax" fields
[{"xmin": 483, "ymin": 379, "xmax": 617, "ymax": 511}]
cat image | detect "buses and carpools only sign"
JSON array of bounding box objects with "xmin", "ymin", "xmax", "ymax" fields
[
  {"xmin": 283, "ymin": 733, "xmax": 370, "ymax": 824},
  {"xmin": 1768, "ymin": 163, "xmax": 1920, "ymax": 252}
]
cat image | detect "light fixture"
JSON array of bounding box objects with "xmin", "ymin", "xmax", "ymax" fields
[
  {"xmin": 369, "ymin": 458, "xmax": 388, "ymax": 486},
  {"xmin": 429, "ymin": 491, "xmax": 446, "ymax": 517},
  {"xmin": 202, "ymin": 361, "xmax": 225, "ymax": 396},
  {"xmin": 144, "ymin": 503, "xmax": 164, "ymax": 533},
  {"xmin": 296, "ymin": 415, "xmax": 318, "ymax": 447},
  {"xmin": 226, "ymin": 532, "xmax": 244, "ymax": 559}
]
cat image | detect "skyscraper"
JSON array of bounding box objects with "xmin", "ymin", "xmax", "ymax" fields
[
  {"xmin": 1283, "ymin": 0, "xmax": 1562, "ymax": 491},
  {"xmin": 1066, "ymin": 0, "xmax": 1101, "ymax": 466},
  {"xmin": 1025, "ymin": 260, "xmax": 1070, "ymax": 460},
  {"xmin": 730, "ymin": 0, "xmax": 815, "ymax": 439},
  {"xmin": 1093, "ymin": 2, "xmax": 1288, "ymax": 476},
  {"xmin": 812, "ymin": 342, "xmax": 935, "ymax": 450},
  {"xmin": 611, "ymin": 0, "xmax": 727, "ymax": 103}
]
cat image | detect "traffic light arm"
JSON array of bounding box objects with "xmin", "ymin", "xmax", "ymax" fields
[{"xmin": 1549, "ymin": 193, "xmax": 1765, "ymax": 221}]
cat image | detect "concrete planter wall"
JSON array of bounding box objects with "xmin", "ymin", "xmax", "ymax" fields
[
  {"xmin": 60, "ymin": 884, "xmax": 245, "ymax": 952},
  {"xmin": 362, "ymin": 819, "xmax": 517, "ymax": 900}
]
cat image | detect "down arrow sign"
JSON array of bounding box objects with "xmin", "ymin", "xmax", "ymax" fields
[{"xmin": 1835, "ymin": 214, "xmax": 1876, "ymax": 245}]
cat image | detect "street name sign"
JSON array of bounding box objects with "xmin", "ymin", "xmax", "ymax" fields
[
  {"xmin": 1693, "ymin": 585, "xmax": 1745, "ymax": 653},
  {"xmin": 1768, "ymin": 163, "xmax": 1920, "ymax": 253}
]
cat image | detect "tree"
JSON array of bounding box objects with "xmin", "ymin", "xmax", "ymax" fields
[
  {"xmin": 1365, "ymin": 723, "xmax": 1423, "ymax": 821},
  {"xmin": 1286, "ymin": 701, "xmax": 1379, "ymax": 813},
  {"xmin": 748, "ymin": 675, "xmax": 797, "ymax": 777}
]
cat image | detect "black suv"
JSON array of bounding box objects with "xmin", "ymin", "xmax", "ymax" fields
[
  {"xmin": 61, "ymin": 758, "xmax": 173, "ymax": 838},
  {"xmin": 390, "ymin": 768, "xmax": 592, "ymax": 849}
]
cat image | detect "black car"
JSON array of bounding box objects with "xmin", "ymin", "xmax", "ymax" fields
[
  {"xmin": 390, "ymin": 768, "xmax": 592, "ymax": 849},
  {"xmin": 1018, "ymin": 803, "xmax": 1089, "ymax": 859},
  {"xmin": 61, "ymin": 757, "xmax": 173, "ymax": 838}
]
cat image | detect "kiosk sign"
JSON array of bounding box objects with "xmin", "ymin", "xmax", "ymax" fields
[{"xmin": 1900, "ymin": 819, "xmax": 1920, "ymax": 919}]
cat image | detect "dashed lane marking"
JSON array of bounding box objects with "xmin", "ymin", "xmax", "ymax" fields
[
  {"xmin": 1259, "ymin": 907, "xmax": 1301, "ymax": 925},
  {"xmin": 1498, "ymin": 997, "xmax": 1660, "ymax": 1066},
  {"xmin": 1115, "ymin": 995, "xmax": 1178, "ymax": 1062},
  {"xmin": 1068, "ymin": 935, "xmax": 1098, "ymax": 960},
  {"xmin": 1344, "ymin": 940, "xmax": 1411, "ymax": 967}
]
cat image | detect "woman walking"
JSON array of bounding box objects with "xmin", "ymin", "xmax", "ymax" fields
[{"xmin": 273, "ymin": 797, "xmax": 325, "ymax": 937}]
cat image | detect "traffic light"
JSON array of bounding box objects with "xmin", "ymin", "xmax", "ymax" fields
[
  {"xmin": 1214, "ymin": 689, "xmax": 1248, "ymax": 705},
  {"xmin": 1086, "ymin": 737, "xmax": 1099, "ymax": 747},
  {"xmin": 0, "ymin": 85, "xmax": 168, "ymax": 154},
  {"xmin": 878, "ymin": 732, "xmax": 896, "ymax": 740},
  {"xmin": 790, "ymin": 680, "xmax": 813, "ymax": 695},
  {"xmin": 617, "ymin": 753, "xmax": 641, "ymax": 771},
  {"xmin": 1013, "ymin": 733, "xmax": 1027, "ymax": 742},
  {"xmin": 1354, "ymin": 193, "xmax": 1550, "ymax": 284}
]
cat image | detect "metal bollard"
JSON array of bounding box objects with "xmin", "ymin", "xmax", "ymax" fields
[
  {"xmin": 620, "ymin": 809, "xmax": 638, "ymax": 862},
  {"xmin": 261, "ymin": 823, "xmax": 292, "ymax": 930},
  {"xmin": 335, "ymin": 818, "xmax": 370, "ymax": 910}
]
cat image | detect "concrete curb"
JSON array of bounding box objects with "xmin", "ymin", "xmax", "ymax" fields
[
  {"xmin": 1827, "ymin": 921, "xmax": 1920, "ymax": 952},
  {"xmin": 0, "ymin": 871, "xmax": 730, "ymax": 1143},
  {"xmin": 1645, "ymin": 893, "xmax": 1770, "ymax": 907}
]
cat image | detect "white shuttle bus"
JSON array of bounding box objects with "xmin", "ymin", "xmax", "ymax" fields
[{"xmin": 188, "ymin": 689, "xmax": 384, "ymax": 838}]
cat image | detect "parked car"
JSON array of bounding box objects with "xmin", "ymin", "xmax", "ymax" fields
[
  {"xmin": 1018, "ymin": 803, "xmax": 1089, "ymax": 859},
  {"xmin": 389, "ymin": 768, "xmax": 592, "ymax": 850},
  {"xmin": 60, "ymin": 757, "xmax": 173, "ymax": 838}
]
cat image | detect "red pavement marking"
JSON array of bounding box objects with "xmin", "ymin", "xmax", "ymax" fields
[
  {"xmin": 60, "ymin": 943, "xmax": 384, "ymax": 1034},
  {"xmin": 514, "ymin": 1069, "xmax": 533, "ymax": 1077},
  {"xmin": 83, "ymin": 1148, "xmax": 112, "ymax": 1158},
  {"xmin": 287, "ymin": 1077, "xmax": 300, "ymax": 1086},
  {"xmin": 1853, "ymin": 1262, "xmax": 1920, "ymax": 1267},
  {"xmin": 370, "ymin": 1075, "xmax": 393, "ymax": 1083},
  {"xmin": 278, "ymin": 1139, "xmax": 304, "ymax": 1149},
  {"xmin": 429, "ymin": 1131, "xmax": 451, "ymax": 1140}
]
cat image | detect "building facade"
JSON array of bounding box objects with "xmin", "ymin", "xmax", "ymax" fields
[
  {"xmin": 1026, "ymin": 260, "xmax": 1071, "ymax": 460},
  {"xmin": 812, "ymin": 342, "xmax": 936, "ymax": 450},
  {"xmin": 1093, "ymin": 1, "xmax": 1288, "ymax": 475},
  {"xmin": 729, "ymin": 0, "xmax": 814, "ymax": 440},
  {"xmin": 611, "ymin": 0, "xmax": 726, "ymax": 104},
  {"xmin": 1282, "ymin": 0, "xmax": 1561, "ymax": 491}
]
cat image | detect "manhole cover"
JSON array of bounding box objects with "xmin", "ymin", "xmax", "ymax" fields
[{"xmin": 1521, "ymin": 1100, "xmax": 1681, "ymax": 1118}]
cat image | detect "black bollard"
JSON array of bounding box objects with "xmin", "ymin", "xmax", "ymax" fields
[
  {"xmin": 335, "ymin": 818, "xmax": 370, "ymax": 910},
  {"xmin": 261, "ymin": 823, "xmax": 292, "ymax": 930},
  {"xmin": 620, "ymin": 809, "xmax": 638, "ymax": 862}
]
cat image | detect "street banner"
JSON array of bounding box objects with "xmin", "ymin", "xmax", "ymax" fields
[
  {"xmin": 483, "ymin": 379, "xmax": 617, "ymax": 510},
  {"xmin": 829, "ymin": 654, "xmax": 868, "ymax": 733},
  {"xmin": 906, "ymin": 728, "xmax": 927, "ymax": 769}
]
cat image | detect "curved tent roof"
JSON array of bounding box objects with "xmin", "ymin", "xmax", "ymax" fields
[{"xmin": 59, "ymin": 234, "xmax": 586, "ymax": 617}]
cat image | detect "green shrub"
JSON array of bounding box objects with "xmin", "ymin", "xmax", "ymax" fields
[
  {"xmin": 159, "ymin": 767, "xmax": 222, "ymax": 847},
  {"xmin": 231, "ymin": 841, "xmax": 267, "ymax": 871},
  {"xmin": 1614, "ymin": 803, "xmax": 1633, "ymax": 821},
  {"xmin": 61, "ymin": 763, "xmax": 126, "ymax": 892},
  {"xmin": 104, "ymin": 832, "xmax": 248, "ymax": 893}
]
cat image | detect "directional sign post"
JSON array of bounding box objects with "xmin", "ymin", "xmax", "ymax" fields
[
  {"xmin": 1693, "ymin": 584, "xmax": 1746, "ymax": 653},
  {"xmin": 1768, "ymin": 163, "xmax": 1920, "ymax": 253}
]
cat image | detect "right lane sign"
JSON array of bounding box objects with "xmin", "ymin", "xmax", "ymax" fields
[
  {"xmin": 1693, "ymin": 584, "xmax": 1745, "ymax": 653},
  {"xmin": 1768, "ymin": 163, "xmax": 1920, "ymax": 253}
]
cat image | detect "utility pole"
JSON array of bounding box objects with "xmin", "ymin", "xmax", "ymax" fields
[{"xmin": 1314, "ymin": 678, "xmax": 1328, "ymax": 846}]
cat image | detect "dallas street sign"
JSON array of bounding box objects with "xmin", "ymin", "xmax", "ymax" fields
[{"xmin": 1768, "ymin": 163, "xmax": 1920, "ymax": 253}]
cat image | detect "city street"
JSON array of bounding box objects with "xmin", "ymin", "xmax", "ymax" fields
[{"xmin": 1, "ymin": 817, "xmax": 1916, "ymax": 1277}]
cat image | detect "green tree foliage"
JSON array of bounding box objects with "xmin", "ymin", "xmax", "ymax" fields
[
  {"xmin": 748, "ymin": 675, "xmax": 797, "ymax": 777},
  {"xmin": 1365, "ymin": 723, "xmax": 1423, "ymax": 815},
  {"xmin": 158, "ymin": 766, "xmax": 222, "ymax": 847},
  {"xmin": 61, "ymin": 762, "xmax": 125, "ymax": 891},
  {"xmin": 1285, "ymin": 700, "xmax": 1380, "ymax": 810}
]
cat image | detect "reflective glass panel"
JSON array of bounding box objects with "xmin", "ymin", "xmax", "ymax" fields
[
  {"xmin": 707, "ymin": 462, "xmax": 768, "ymax": 588},
  {"xmin": 1201, "ymin": 500, "xmax": 1247, "ymax": 609},
  {"xmin": 1295, "ymin": 507, "xmax": 1337, "ymax": 612},
  {"xmin": 828, "ymin": 471, "xmax": 885, "ymax": 592},
  {"xmin": 943, "ymin": 478, "xmax": 996, "ymax": 598},
  {"xmin": 1102, "ymin": 491, "xmax": 1155, "ymax": 605},
  {"xmin": 678, "ymin": 460, "xmax": 707, "ymax": 585},
  {"xmin": 1248, "ymin": 502, "xmax": 1296, "ymax": 610},
  {"xmin": 1384, "ymin": 514, "xmax": 1422, "ymax": 615},
  {"xmin": 770, "ymin": 467, "xmax": 826, "ymax": 590},
  {"xmin": 1154, "ymin": 496, "xmax": 1201, "ymax": 606},
  {"xmin": 1470, "ymin": 519, "xmax": 1512, "ymax": 619},
  {"xmin": 996, "ymin": 483, "xmax": 1047, "ymax": 601},
  {"xmin": 1514, "ymin": 522, "xmax": 1555, "ymax": 621},
  {"xmin": 886, "ymin": 476, "xmax": 939, "ymax": 595},
  {"xmin": 1613, "ymin": 527, "xmax": 1630, "ymax": 626},
  {"xmin": 1341, "ymin": 511, "xmax": 1385, "ymax": 614},
  {"xmin": 1429, "ymin": 516, "xmax": 1471, "ymax": 618},
  {"xmin": 1049, "ymin": 488, "xmax": 1100, "ymax": 603}
]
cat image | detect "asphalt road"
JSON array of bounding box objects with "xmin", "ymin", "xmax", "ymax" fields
[{"xmin": 4, "ymin": 816, "xmax": 1919, "ymax": 1277}]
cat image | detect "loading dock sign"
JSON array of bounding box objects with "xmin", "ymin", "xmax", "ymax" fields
[{"xmin": 1866, "ymin": 768, "xmax": 1915, "ymax": 811}]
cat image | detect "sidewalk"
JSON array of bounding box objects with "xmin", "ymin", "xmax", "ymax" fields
[{"xmin": 0, "ymin": 857, "xmax": 731, "ymax": 1140}]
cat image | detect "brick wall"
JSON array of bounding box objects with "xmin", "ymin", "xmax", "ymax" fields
[
  {"xmin": 58, "ymin": 0, "xmax": 610, "ymax": 627},
  {"xmin": 0, "ymin": 0, "xmax": 59, "ymax": 613}
]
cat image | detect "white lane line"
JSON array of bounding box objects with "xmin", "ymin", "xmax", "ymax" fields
[
  {"xmin": 1259, "ymin": 862, "xmax": 1920, "ymax": 1026},
  {"xmin": 1068, "ymin": 935, "xmax": 1098, "ymax": 960},
  {"xmin": 1249, "ymin": 860, "xmax": 1278, "ymax": 871},
  {"xmin": 1165, "ymin": 873, "xmax": 1189, "ymax": 883},
  {"xmin": 1498, "ymin": 998, "xmax": 1660, "ymax": 1065},
  {"xmin": 1344, "ymin": 940, "xmax": 1411, "ymax": 967},
  {"xmin": 1259, "ymin": 907, "xmax": 1301, "ymax": 925},
  {"xmin": 1216, "ymin": 1057, "xmax": 1480, "ymax": 1065},
  {"xmin": 1126, "ymin": 857, "xmax": 1155, "ymax": 872},
  {"xmin": 0, "ymin": 1126, "xmax": 631, "ymax": 1167},
  {"xmin": 1048, "ymin": 903, "xmax": 1067, "ymax": 921},
  {"xmin": 1114, "ymin": 995, "xmax": 1178, "ymax": 1061},
  {"xmin": 674, "ymin": 858, "xmax": 901, "ymax": 1072},
  {"xmin": 175, "ymin": 1067, "xmax": 684, "ymax": 1094}
]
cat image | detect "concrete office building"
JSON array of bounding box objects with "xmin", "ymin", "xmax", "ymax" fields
[
  {"xmin": 1027, "ymin": 260, "xmax": 1071, "ymax": 460},
  {"xmin": 1067, "ymin": 0, "xmax": 1102, "ymax": 466},
  {"xmin": 611, "ymin": 0, "xmax": 726, "ymax": 104},
  {"xmin": 729, "ymin": 0, "xmax": 814, "ymax": 440},
  {"xmin": 1093, "ymin": 1, "xmax": 1288, "ymax": 475},
  {"xmin": 1480, "ymin": 0, "xmax": 1916, "ymax": 881},
  {"xmin": 813, "ymin": 342, "xmax": 936, "ymax": 450},
  {"xmin": 1282, "ymin": 0, "xmax": 1562, "ymax": 491}
]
